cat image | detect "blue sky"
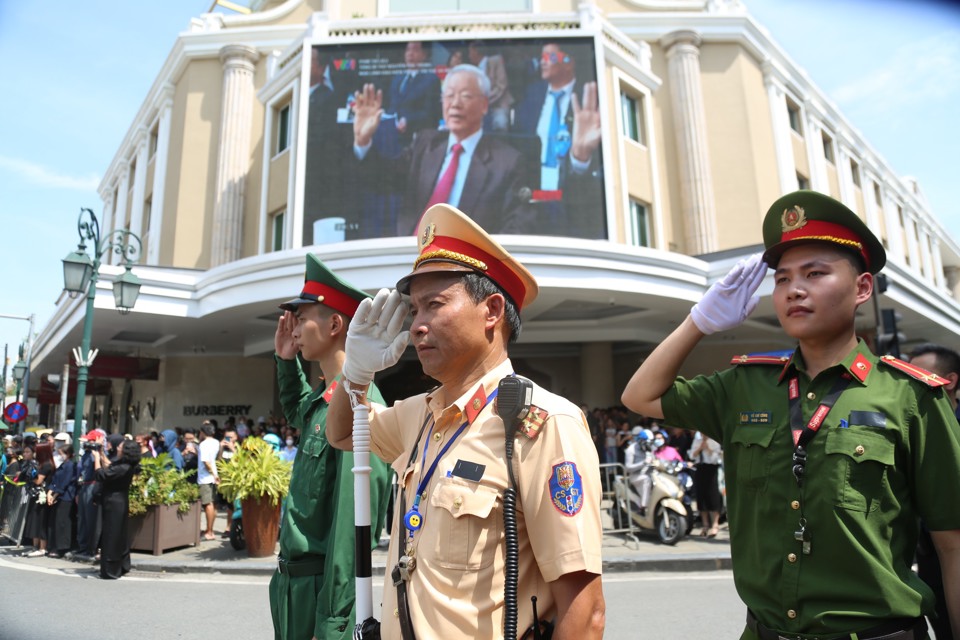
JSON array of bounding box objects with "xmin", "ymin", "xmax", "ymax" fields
[{"xmin": 1, "ymin": 0, "xmax": 958, "ymax": 396}]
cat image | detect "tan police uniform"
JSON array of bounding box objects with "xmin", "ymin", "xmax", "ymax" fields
[
  {"xmin": 365, "ymin": 203, "xmax": 603, "ymax": 638},
  {"xmin": 368, "ymin": 358, "xmax": 602, "ymax": 639}
]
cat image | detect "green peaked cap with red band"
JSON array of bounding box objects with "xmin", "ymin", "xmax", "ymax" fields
[
  {"xmin": 762, "ymin": 190, "xmax": 886, "ymax": 274},
  {"xmin": 279, "ymin": 254, "xmax": 371, "ymax": 317}
]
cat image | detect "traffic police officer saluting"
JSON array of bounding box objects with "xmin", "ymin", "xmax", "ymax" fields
[
  {"xmin": 622, "ymin": 191, "xmax": 960, "ymax": 639},
  {"xmin": 269, "ymin": 254, "xmax": 391, "ymax": 640},
  {"xmin": 327, "ymin": 204, "xmax": 605, "ymax": 639}
]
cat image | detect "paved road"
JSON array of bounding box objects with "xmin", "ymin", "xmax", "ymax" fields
[{"xmin": 0, "ymin": 553, "xmax": 745, "ymax": 639}]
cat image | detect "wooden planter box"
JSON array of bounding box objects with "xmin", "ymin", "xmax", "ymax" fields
[{"xmin": 129, "ymin": 501, "xmax": 201, "ymax": 555}]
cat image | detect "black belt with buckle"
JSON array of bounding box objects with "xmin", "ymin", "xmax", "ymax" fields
[
  {"xmin": 746, "ymin": 611, "xmax": 927, "ymax": 640},
  {"xmin": 277, "ymin": 554, "xmax": 326, "ymax": 578}
]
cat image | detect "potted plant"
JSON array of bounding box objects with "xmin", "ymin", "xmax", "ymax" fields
[
  {"xmin": 217, "ymin": 437, "xmax": 292, "ymax": 557},
  {"xmin": 128, "ymin": 453, "xmax": 201, "ymax": 555}
]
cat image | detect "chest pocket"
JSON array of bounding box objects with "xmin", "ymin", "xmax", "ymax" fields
[
  {"xmin": 824, "ymin": 427, "xmax": 896, "ymax": 512},
  {"xmin": 729, "ymin": 425, "xmax": 777, "ymax": 492},
  {"xmin": 429, "ymin": 477, "xmax": 501, "ymax": 571},
  {"xmin": 289, "ymin": 430, "xmax": 330, "ymax": 497}
]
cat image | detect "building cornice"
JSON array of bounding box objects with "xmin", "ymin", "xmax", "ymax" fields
[{"xmin": 608, "ymin": 9, "xmax": 960, "ymax": 261}]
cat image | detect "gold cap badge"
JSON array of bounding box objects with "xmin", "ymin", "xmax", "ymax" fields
[
  {"xmin": 420, "ymin": 222, "xmax": 436, "ymax": 250},
  {"xmin": 781, "ymin": 206, "xmax": 807, "ymax": 232}
]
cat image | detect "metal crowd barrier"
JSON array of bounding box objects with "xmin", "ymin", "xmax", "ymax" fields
[
  {"xmin": 598, "ymin": 462, "xmax": 640, "ymax": 545},
  {"xmin": 0, "ymin": 478, "xmax": 29, "ymax": 546}
]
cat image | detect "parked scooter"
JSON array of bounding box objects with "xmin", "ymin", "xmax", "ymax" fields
[
  {"xmin": 229, "ymin": 498, "xmax": 245, "ymax": 550},
  {"xmin": 665, "ymin": 460, "xmax": 697, "ymax": 535},
  {"xmin": 612, "ymin": 429, "xmax": 688, "ymax": 544}
]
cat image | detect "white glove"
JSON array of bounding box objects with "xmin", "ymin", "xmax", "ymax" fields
[
  {"xmin": 342, "ymin": 288, "xmax": 410, "ymax": 386},
  {"xmin": 690, "ymin": 253, "xmax": 767, "ymax": 335}
]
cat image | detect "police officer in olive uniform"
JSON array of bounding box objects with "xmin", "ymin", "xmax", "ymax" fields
[
  {"xmin": 269, "ymin": 255, "xmax": 391, "ymax": 640},
  {"xmin": 623, "ymin": 190, "xmax": 960, "ymax": 639},
  {"xmin": 326, "ymin": 204, "xmax": 605, "ymax": 639}
]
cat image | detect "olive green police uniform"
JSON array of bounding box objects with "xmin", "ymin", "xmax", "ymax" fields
[
  {"xmin": 268, "ymin": 255, "xmax": 392, "ymax": 640},
  {"xmin": 663, "ymin": 342, "xmax": 960, "ymax": 637},
  {"xmin": 661, "ymin": 192, "xmax": 960, "ymax": 638}
]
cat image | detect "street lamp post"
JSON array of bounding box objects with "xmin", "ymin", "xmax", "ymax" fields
[
  {"xmin": 62, "ymin": 208, "xmax": 142, "ymax": 445},
  {"xmin": 12, "ymin": 348, "xmax": 27, "ymax": 401}
]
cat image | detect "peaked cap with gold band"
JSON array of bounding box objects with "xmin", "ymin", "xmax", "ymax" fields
[
  {"xmin": 762, "ymin": 190, "xmax": 886, "ymax": 274},
  {"xmin": 279, "ymin": 254, "xmax": 371, "ymax": 316},
  {"xmin": 396, "ymin": 204, "xmax": 539, "ymax": 310}
]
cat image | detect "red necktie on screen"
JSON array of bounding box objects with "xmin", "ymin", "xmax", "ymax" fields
[{"xmin": 426, "ymin": 143, "xmax": 464, "ymax": 209}]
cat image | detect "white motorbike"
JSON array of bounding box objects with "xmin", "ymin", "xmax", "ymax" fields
[{"xmin": 612, "ymin": 456, "xmax": 689, "ymax": 545}]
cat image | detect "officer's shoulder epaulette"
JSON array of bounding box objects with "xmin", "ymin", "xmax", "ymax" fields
[
  {"xmin": 518, "ymin": 405, "xmax": 549, "ymax": 440},
  {"xmin": 878, "ymin": 355, "xmax": 950, "ymax": 387},
  {"xmin": 729, "ymin": 354, "xmax": 790, "ymax": 366}
]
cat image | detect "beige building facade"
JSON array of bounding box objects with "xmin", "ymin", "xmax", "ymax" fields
[{"xmin": 29, "ymin": 0, "xmax": 960, "ymax": 432}]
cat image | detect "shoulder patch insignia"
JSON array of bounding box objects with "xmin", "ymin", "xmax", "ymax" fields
[
  {"xmin": 730, "ymin": 354, "xmax": 790, "ymax": 366},
  {"xmin": 549, "ymin": 461, "xmax": 584, "ymax": 517},
  {"xmin": 518, "ymin": 406, "xmax": 548, "ymax": 439},
  {"xmin": 322, "ymin": 379, "xmax": 339, "ymax": 403},
  {"xmin": 879, "ymin": 355, "xmax": 950, "ymax": 387}
]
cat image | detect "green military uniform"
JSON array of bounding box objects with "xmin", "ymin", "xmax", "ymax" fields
[
  {"xmin": 665, "ymin": 343, "xmax": 960, "ymax": 638},
  {"xmin": 661, "ymin": 191, "xmax": 960, "ymax": 638},
  {"xmin": 268, "ymin": 254, "xmax": 391, "ymax": 640}
]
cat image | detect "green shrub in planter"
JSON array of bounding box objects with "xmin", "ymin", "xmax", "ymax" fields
[
  {"xmin": 217, "ymin": 436, "xmax": 292, "ymax": 506},
  {"xmin": 129, "ymin": 453, "xmax": 200, "ymax": 516}
]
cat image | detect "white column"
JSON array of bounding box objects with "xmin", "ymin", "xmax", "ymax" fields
[
  {"xmin": 803, "ymin": 107, "xmax": 826, "ymax": 192},
  {"xmin": 148, "ymin": 89, "xmax": 174, "ymax": 265},
  {"xmin": 862, "ymin": 171, "xmax": 881, "ymax": 231},
  {"xmin": 919, "ymin": 227, "xmax": 936, "ymax": 285},
  {"xmin": 907, "ymin": 214, "xmax": 923, "ymax": 274},
  {"xmin": 109, "ymin": 164, "xmax": 132, "ymax": 266},
  {"xmin": 661, "ymin": 30, "xmax": 718, "ymax": 254},
  {"xmin": 930, "ymin": 236, "xmax": 945, "ymax": 289},
  {"xmin": 836, "ymin": 147, "xmax": 855, "ymax": 208},
  {"xmin": 129, "ymin": 128, "xmax": 149, "ymax": 255},
  {"xmin": 211, "ymin": 44, "xmax": 260, "ymax": 267},
  {"xmin": 881, "ymin": 191, "xmax": 905, "ymax": 262},
  {"xmin": 100, "ymin": 189, "xmax": 116, "ymax": 254},
  {"xmin": 762, "ymin": 62, "xmax": 796, "ymax": 195}
]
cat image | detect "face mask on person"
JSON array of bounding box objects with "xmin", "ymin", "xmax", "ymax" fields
[
  {"xmin": 653, "ymin": 438, "xmax": 665, "ymax": 449},
  {"xmin": 54, "ymin": 452, "xmax": 64, "ymax": 468},
  {"xmin": 285, "ymin": 439, "xmax": 294, "ymax": 447}
]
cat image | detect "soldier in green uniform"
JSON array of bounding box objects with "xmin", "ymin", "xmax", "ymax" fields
[
  {"xmin": 623, "ymin": 191, "xmax": 960, "ymax": 639},
  {"xmin": 269, "ymin": 254, "xmax": 392, "ymax": 640}
]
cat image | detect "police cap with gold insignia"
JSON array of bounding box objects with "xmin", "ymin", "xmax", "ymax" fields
[
  {"xmin": 762, "ymin": 190, "xmax": 886, "ymax": 274},
  {"xmin": 279, "ymin": 254, "xmax": 371, "ymax": 316},
  {"xmin": 396, "ymin": 204, "xmax": 539, "ymax": 310}
]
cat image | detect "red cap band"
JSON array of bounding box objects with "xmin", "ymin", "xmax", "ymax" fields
[
  {"xmin": 779, "ymin": 220, "xmax": 869, "ymax": 268},
  {"xmin": 422, "ymin": 235, "xmax": 527, "ymax": 309},
  {"xmin": 301, "ymin": 281, "xmax": 362, "ymax": 317}
]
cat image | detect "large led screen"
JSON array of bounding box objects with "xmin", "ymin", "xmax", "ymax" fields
[{"xmin": 302, "ymin": 36, "xmax": 607, "ymax": 243}]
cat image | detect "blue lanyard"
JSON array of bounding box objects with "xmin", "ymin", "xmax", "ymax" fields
[{"xmin": 404, "ymin": 388, "xmax": 498, "ymax": 535}]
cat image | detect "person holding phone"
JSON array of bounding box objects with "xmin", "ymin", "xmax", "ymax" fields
[{"xmin": 94, "ymin": 438, "xmax": 141, "ymax": 579}]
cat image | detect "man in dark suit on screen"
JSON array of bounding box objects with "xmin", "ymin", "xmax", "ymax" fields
[
  {"xmin": 513, "ymin": 42, "xmax": 605, "ymax": 239},
  {"xmin": 385, "ymin": 41, "xmax": 442, "ymax": 147},
  {"xmin": 351, "ymin": 64, "xmax": 538, "ymax": 236}
]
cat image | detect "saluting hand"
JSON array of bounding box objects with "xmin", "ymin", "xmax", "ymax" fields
[
  {"xmin": 342, "ymin": 289, "xmax": 410, "ymax": 387},
  {"xmin": 691, "ymin": 253, "xmax": 767, "ymax": 335},
  {"xmin": 274, "ymin": 311, "xmax": 299, "ymax": 360}
]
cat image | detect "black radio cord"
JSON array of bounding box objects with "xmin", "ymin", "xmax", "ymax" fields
[{"xmin": 503, "ymin": 430, "xmax": 520, "ymax": 639}]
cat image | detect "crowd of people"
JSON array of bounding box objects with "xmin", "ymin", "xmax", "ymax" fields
[
  {"xmin": 0, "ymin": 414, "xmax": 303, "ymax": 576},
  {"xmin": 583, "ymin": 404, "xmax": 725, "ymax": 536}
]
